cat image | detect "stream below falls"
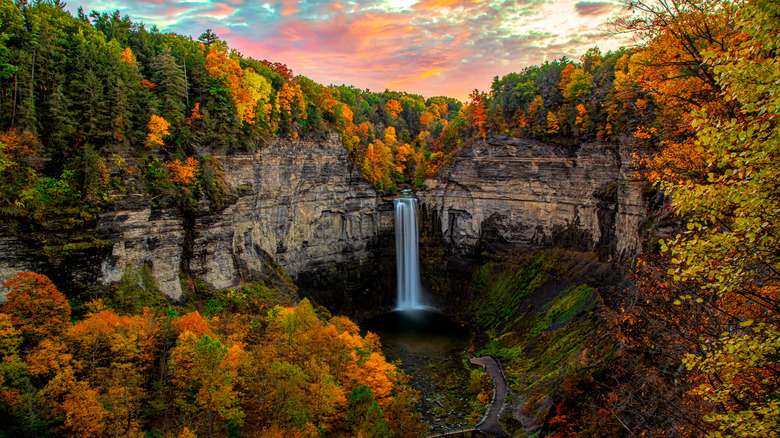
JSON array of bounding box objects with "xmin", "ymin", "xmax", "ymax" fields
[{"xmin": 361, "ymin": 309, "xmax": 477, "ymax": 434}]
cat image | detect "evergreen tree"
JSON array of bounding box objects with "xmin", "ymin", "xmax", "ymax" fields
[{"xmin": 152, "ymin": 46, "xmax": 187, "ymax": 124}]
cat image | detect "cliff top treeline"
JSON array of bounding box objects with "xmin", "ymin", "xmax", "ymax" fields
[{"xmin": 0, "ymin": 0, "xmax": 650, "ymax": 239}]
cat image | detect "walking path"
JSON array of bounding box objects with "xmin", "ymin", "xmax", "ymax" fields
[
  {"xmin": 426, "ymin": 355, "xmax": 509, "ymax": 438},
  {"xmin": 469, "ymin": 355, "xmax": 508, "ymax": 437}
]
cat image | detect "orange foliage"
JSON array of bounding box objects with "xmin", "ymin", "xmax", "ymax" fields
[
  {"xmin": 393, "ymin": 143, "xmax": 414, "ymax": 174},
  {"xmin": 574, "ymin": 104, "xmax": 588, "ymax": 127},
  {"xmin": 67, "ymin": 309, "xmax": 156, "ymax": 372},
  {"xmin": 385, "ymin": 99, "xmax": 402, "ymax": 120},
  {"xmin": 1, "ymin": 272, "xmax": 71, "ymax": 343},
  {"xmin": 186, "ymin": 102, "xmax": 203, "ymax": 125},
  {"xmin": 167, "ymin": 157, "xmax": 199, "ymax": 186},
  {"xmin": 419, "ymin": 110, "xmax": 435, "ymax": 128},
  {"xmin": 279, "ymin": 82, "xmax": 306, "ymax": 124},
  {"xmin": 206, "ymin": 50, "xmax": 272, "ymax": 124},
  {"xmin": 516, "ymin": 111, "xmax": 528, "ymax": 129},
  {"xmin": 0, "ymin": 129, "xmax": 42, "ymax": 163},
  {"xmin": 468, "ymin": 89, "xmax": 487, "ymax": 140},
  {"xmin": 140, "ymin": 79, "xmax": 156, "ymax": 89},
  {"xmin": 120, "ymin": 47, "xmax": 137, "ymax": 66},
  {"xmin": 558, "ymin": 64, "xmax": 576, "ymax": 91},
  {"xmin": 26, "ymin": 338, "xmax": 72, "ymax": 376},
  {"xmin": 174, "ymin": 311, "xmax": 212, "ymax": 336},
  {"xmin": 42, "ymin": 367, "xmax": 107, "ymax": 438},
  {"xmin": 178, "ymin": 427, "xmax": 198, "ymax": 438}
]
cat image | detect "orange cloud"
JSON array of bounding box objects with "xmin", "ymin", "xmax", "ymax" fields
[
  {"xmin": 281, "ymin": 0, "xmax": 300, "ymax": 16},
  {"xmin": 414, "ymin": 0, "xmax": 486, "ymax": 10}
]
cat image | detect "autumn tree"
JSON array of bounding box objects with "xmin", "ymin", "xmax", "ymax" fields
[
  {"xmin": 170, "ymin": 331, "xmax": 244, "ymax": 438},
  {"xmin": 384, "ymin": 99, "xmax": 402, "ymax": 122},
  {"xmin": 660, "ymin": 3, "xmax": 780, "ymax": 435},
  {"xmin": 40, "ymin": 366, "xmax": 107, "ymax": 438},
  {"xmin": 467, "ymin": 89, "xmax": 488, "ymax": 140},
  {"xmin": 205, "ymin": 49, "xmax": 273, "ymax": 125},
  {"xmin": 608, "ymin": 1, "xmax": 780, "ymax": 436},
  {"xmin": 1, "ymin": 272, "xmax": 70, "ymax": 346},
  {"xmin": 146, "ymin": 114, "xmax": 170, "ymax": 148}
]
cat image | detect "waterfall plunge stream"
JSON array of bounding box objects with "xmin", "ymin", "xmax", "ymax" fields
[
  {"xmin": 394, "ymin": 198, "xmax": 424, "ymax": 309},
  {"xmin": 361, "ymin": 197, "xmax": 474, "ymax": 434}
]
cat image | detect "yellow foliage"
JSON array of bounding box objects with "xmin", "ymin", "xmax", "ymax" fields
[
  {"xmin": 41, "ymin": 367, "xmax": 107, "ymax": 438},
  {"xmin": 146, "ymin": 115, "xmax": 170, "ymax": 148},
  {"xmin": 120, "ymin": 47, "xmax": 137, "ymax": 66},
  {"xmin": 206, "ymin": 51, "xmax": 273, "ymax": 124},
  {"xmin": 546, "ymin": 112, "xmax": 561, "ymax": 134}
]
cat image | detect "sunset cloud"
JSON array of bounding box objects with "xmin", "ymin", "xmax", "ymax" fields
[
  {"xmin": 68, "ymin": 0, "xmax": 630, "ymax": 100},
  {"xmin": 574, "ymin": 1, "xmax": 616, "ymax": 16}
]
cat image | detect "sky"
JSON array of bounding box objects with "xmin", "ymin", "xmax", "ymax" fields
[{"xmin": 68, "ymin": 0, "xmax": 633, "ymax": 101}]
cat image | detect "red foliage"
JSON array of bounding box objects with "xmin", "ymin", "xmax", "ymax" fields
[{"xmin": 260, "ymin": 59, "xmax": 293, "ymax": 81}]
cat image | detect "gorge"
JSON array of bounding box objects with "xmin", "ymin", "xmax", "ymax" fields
[{"xmin": 0, "ymin": 134, "xmax": 646, "ymax": 311}]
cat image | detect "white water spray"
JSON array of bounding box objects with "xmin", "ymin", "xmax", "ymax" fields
[{"xmin": 394, "ymin": 198, "xmax": 424, "ymax": 310}]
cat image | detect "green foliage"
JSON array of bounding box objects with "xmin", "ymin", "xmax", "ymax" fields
[
  {"xmin": 202, "ymin": 282, "xmax": 275, "ymax": 318},
  {"xmin": 650, "ymin": 3, "xmax": 780, "ymax": 436},
  {"xmin": 470, "ymin": 253, "xmax": 554, "ymax": 335},
  {"xmin": 345, "ymin": 385, "xmax": 391, "ymax": 437},
  {"xmin": 107, "ymin": 264, "xmax": 168, "ymax": 315}
]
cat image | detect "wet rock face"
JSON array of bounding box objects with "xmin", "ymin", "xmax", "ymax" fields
[
  {"xmin": 418, "ymin": 135, "xmax": 646, "ymax": 303},
  {"xmin": 96, "ymin": 136, "xmax": 395, "ymax": 306}
]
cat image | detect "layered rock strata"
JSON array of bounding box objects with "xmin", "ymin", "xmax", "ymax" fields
[
  {"xmin": 99, "ymin": 137, "xmax": 395, "ymax": 306},
  {"xmin": 1, "ymin": 137, "xmax": 395, "ymax": 308},
  {"xmin": 1, "ymin": 134, "xmax": 646, "ymax": 312},
  {"xmin": 418, "ymin": 135, "xmax": 646, "ymax": 279}
]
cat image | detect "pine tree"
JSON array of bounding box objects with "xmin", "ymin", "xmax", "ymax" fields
[{"xmin": 152, "ymin": 46, "xmax": 187, "ymax": 123}]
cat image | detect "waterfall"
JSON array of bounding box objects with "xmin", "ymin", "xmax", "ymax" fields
[{"xmin": 394, "ymin": 198, "xmax": 423, "ymax": 310}]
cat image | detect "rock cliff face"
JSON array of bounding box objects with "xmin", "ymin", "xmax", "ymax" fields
[
  {"xmin": 1, "ymin": 134, "xmax": 646, "ymax": 313},
  {"xmin": 1, "ymin": 137, "xmax": 396, "ymax": 310},
  {"xmin": 98, "ymin": 137, "xmax": 395, "ymax": 309},
  {"xmin": 417, "ymin": 135, "xmax": 646, "ymax": 306}
]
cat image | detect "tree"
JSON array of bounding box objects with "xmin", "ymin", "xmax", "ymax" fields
[
  {"xmin": 40, "ymin": 366, "xmax": 107, "ymax": 438},
  {"xmin": 344, "ymin": 385, "xmax": 390, "ymax": 437},
  {"xmin": 152, "ymin": 46, "xmax": 187, "ymax": 122},
  {"xmin": 467, "ymin": 89, "xmax": 487, "ymax": 140},
  {"xmin": 197, "ymin": 29, "xmax": 219, "ymax": 48},
  {"xmin": 659, "ymin": 3, "xmax": 780, "ymax": 435},
  {"xmin": 385, "ymin": 99, "xmax": 402, "ymax": 122},
  {"xmin": 1, "ymin": 272, "xmax": 70, "ymax": 346},
  {"xmin": 170, "ymin": 332, "xmax": 244, "ymax": 438},
  {"xmin": 610, "ymin": 1, "xmax": 780, "ymax": 436},
  {"xmin": 146, "ymin": 114, "xmax": 170, "ymax": 147}
]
